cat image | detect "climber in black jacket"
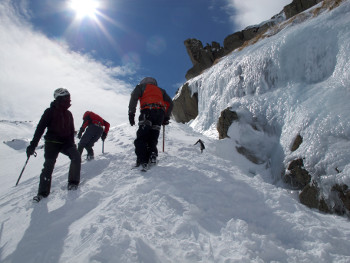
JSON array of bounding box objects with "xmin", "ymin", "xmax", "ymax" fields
[{"xmin": 26, "ymin": 88, "xmax": 81, "ymax": 202}]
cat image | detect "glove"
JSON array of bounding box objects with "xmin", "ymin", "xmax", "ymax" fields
[
  {"xmin": 163, "ymin": 116, "xmax": 170, "ymax": 126},
  {"xmin": 129, "ymin": 113, "xmax": 135, "ymax": 126},
  {"xmin": 101, "ymin": 132, "xmax": 107, "ymax": 141},
  {"xmin": 77, "ymin": 129, "xmax": 83, "ymax": 139},
  {"xmin": 26, "ymin": 144, "xmax": 36, "ymax": 157}
]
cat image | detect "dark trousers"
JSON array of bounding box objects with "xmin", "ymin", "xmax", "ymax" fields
[
  {"xmin": 78, "ymin": 124, "xmax": 103, "ymax": 157},
  {"xmin": 134, "ymin": 109, "xmax": 165, "ymax": 164},
  {"xmin": 38, "ymin": 142, "xmax": 81, "ymax": 197}
]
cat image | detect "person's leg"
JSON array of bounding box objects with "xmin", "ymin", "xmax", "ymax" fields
[
  {"xmin": 61, "ymin": 144, "xmax": 81, "ymax": 187},
  {"xmin": 37, "ymin": 142, "xmax": 61, "ymax": 197},
  {"xmin": 134, "ymin": 125, "xmax": 151, "ymax": 164},
  {"xmin": 78, "ymin": 125, "xmax": 103, "ymax": 158},
  {"xmin": 148, "ymin": 129, "xmax": 160, "ymax": 159},
  {"xmin": 134, "ymin": 110, "xmax": 152, "ymax": 165},
  {"xmin": 148, "ymin": 109, "xmax": 165, "ymax": 161}
]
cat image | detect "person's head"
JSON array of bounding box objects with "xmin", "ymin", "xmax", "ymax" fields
[
  {"xmin": 54, "ymin": 87, "xmax": 71, "ymax": 110},
  {"xmin": 83, "ymin": 111, "xmax": 91, "ymax": 119},
  {"xmin": 140, "ymin": 77, "xmax": 157, "ymax": 86}
]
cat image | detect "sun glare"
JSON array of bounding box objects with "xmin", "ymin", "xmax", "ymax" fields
[{"xmin": 70, "ymin": 0, "xmax": 99, "ymax": 19}]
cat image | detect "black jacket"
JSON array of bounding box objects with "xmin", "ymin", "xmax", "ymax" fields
[{"xmin": 30, "ymin": 100, "xmax": 75, "ymax": 147}]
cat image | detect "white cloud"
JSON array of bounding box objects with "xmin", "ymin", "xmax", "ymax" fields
[
  {"xmin": 225, "ymin": 0, "xmax": 291, "ymax": 29},
  {"xmin": 0, "ymin": 0, "xmax": 134, "ymax": 127}
]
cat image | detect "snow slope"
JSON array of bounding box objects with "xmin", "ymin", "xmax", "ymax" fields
[{"xmin": 1, "ymin": 120, "xmax": 350, "ymax": 263}]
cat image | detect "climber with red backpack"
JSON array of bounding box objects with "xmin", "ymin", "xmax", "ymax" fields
[
  {"xmin": 128, "ymin": 77, "xmax": 173, "ymax": 171},
  {"xmin": 77, "ymin": 111, "xmax": 110, "ymax": 160}
]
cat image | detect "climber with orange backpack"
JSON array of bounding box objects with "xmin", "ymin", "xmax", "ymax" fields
[{"xmin": 128, "ymin": 77, "xmax": 173, "ymax": 171}]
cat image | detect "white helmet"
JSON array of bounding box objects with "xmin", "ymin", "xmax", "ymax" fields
[
  {"xmin": 140, "ymin": 77, "xmax": 157, "ymax": 86},
  {"xmin": 54, "ymin": 87, "xmax": 70, "ymax": 99}
]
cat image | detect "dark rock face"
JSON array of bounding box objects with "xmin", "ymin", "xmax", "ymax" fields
[
  {"xmin": 299, "ymin": 183, "xmax": 320, "ymax": 209},
  {"xmin": 291, "ymin": 134, "xmax": 303, "ymax": 151},
  {"xmin": 217, "ymin": 108, "xmax": 239, "ymax": 139},
  {"xmin": 330, "ymin": 184, "xmax": 350, "ymax": 216},
  {"xmin": 284, "ymin": 0, "xmax": 323, "ymax": 19},
  {"xmin": 172, "ymin": 83, "xmax": 198, "ymax": 123},
  {"xmin": 284, "ymin": 158, "xmax": 311, "ymax": 189},
  {"xmin": 298, "ymin": 181, "xmax": 350, "ymax": 216},
  {"xmin": 223, "ymin": 32, "xmax": 245, "ymax": 55},
  {"xmin": 299, "ymin": 182, "xmax": 331, "ymax": 214},
  {"xmin": 184, "ymin": 39, "xmax": 224, "ymax": 80}
]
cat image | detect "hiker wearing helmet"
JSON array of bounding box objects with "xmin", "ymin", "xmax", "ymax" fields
[
  {"xmin": 77, "ymin": 111, "xmax": 110, "ymax": 160},
  {"xmin": 128, "ymin": 77, "xmax": 173, "ymax": 170},
  {"xmin": 26, "ymin": 88, "xmax": 81, "ymax": 202}
]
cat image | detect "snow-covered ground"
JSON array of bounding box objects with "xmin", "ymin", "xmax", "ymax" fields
[
  {"xmin": 1, "ymin": 0, "xmax": 350, "ymax": 262},
  {"xmin": 1, "ymin": 120, "xmax": 350, "ymax": 263}
]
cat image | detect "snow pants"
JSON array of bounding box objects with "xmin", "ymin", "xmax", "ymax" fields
[
  {"xmin": 134, "ymin": 109, "xmax": 165, "ymax": 164},
  {"xmin": 78, "ymin": 124, "xmax": 103, "ymax": 157},
  {"xmin": 38, "ymin": 141, "xmax": 81, "ymax": 197}
]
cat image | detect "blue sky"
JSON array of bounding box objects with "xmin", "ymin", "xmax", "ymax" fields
[
  {"xmin": 17, "ymin": 0, "xmax": 290, "ymax": 96},
  {"xmin": 0, "ymin": 0, "xmax": 291, "ymax": 123}
]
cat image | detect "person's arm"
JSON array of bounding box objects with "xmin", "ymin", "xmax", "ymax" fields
[
  {"xmin": 128, "ymin": 85, "xmax": 143, "ymax": 115},
  {"xmin": 69, "ymin": 112, "xmax": 76, "ymax": 145},
  {"xmin": 30, "ymin": 108, "xmax": 51, "ymax": 148},
  {"xmin": 77, "ymin": 114, "xmax": 90, "ymax": 138},
  {"xmin": 27, "ymin": 108, "xmax": 51, "ymax": 157},
  {"xmin": 101, "ymin": 120, "xmax": 110, "ymax": 141},
  {"xmin": 103, "ymin": 120, "xmax": 110, "ymax": 134},
  {"xmin": 128, "ymin": 85, "xmax": 144, "ymax": 126},
  {"xmin": 162, "ymin": 90, "xmax": 174, "ymax": 118}
]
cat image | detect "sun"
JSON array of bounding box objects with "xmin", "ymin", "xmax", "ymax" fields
[{"xmin": 69, "ymin": 0, "xmax": 99, "ymax": 19}]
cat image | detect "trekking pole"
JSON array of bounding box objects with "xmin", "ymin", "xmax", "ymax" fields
[
  {"xmin": 16, "ymin": 152, "xmax": 36, "ymax": 186},
  {"xmin": 162, "ymin": 125, "xmax": 165, "ymax": 152}
]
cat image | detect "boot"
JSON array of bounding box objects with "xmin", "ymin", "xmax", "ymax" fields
[{"xmin": 150, "ymin": 152, "xmax": 157, "ymax": 165}]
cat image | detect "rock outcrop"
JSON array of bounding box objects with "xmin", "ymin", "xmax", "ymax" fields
[
  {"xmin": 284, "ymin": 158, "xmax": 311, "ymax": 189},
  {"xmin": 217, "ymin": 108, "xmax": 238, "ymax": 139},
  {"xmin": 299, "ymin": 182, "xmax": 330, "ymax": 213},
  {"xmin": 184, "ymin": 39, "xmax": 224, "ymax": 80},
  {"xmin": 284, "ymin": 0, "xmax": 323, "ymax": 19},
  {"xmin": 184, "ymin": 0, "xmax": 323, "ymax": 81},
  {"xmin": 172, "ymin": 83, "xmax": 198, "ymax": 123},
  {"xmin": 291, "ymin": 134, "xmax": 303, "ymax": 151}
]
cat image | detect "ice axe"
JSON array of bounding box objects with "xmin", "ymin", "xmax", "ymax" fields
[
  {"xmin": 162, "ymin": 125, "xmax": 165, "ymax": 152},
  {"xmin": 16, "ymin": 152, "xmax": 37, "ymax": 186}
]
